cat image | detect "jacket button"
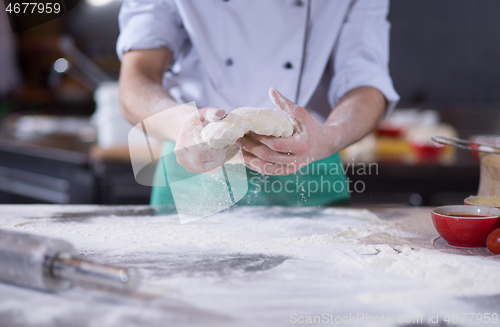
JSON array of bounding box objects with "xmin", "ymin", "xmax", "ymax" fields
[
  {"xmin": 294, "ymin": 0, "xmax": 304, "ymax": 7},
  {"xmin": 226, "ymin": 58, "xmax": 233, "ymax": 66},
  {"xmin": 284, "ymin": 62, "xmax": 293, "ymax": 69}
]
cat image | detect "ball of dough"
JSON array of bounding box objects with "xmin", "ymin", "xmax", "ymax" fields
[{"xmin": 201, "ymin": 107, "xmax": 294, "ymax": 149}]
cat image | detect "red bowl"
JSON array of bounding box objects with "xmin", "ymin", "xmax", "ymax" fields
[
  {"xmin": 375, "ymin": 122, "xmax": 404, "ymax": 138},
  {"xmin": 411, "ymin": 142, "xmax": 445, "ymax": 163},
  {"xmin": 464, "ymin": 195, "xmax": 500, "ymax": 209},
  {"xmin": 431, "ymin": 205, "xmax": 500, "ymax": 247}
]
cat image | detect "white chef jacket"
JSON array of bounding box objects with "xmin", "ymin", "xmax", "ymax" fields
[{"xmin": 117, "ymin": 0, "xmax": 399, "ymax": 122}]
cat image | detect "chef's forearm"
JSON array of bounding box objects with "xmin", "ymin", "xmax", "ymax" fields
[
  {"xmin": 119, "ymin": 48, "xmax": 185, "ymax": 142},
  {"xmin": 324, "ymin": 86, "xmax": 387, "ymax": 154}
]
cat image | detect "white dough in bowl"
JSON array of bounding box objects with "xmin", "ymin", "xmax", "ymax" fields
[{"xmin": 201, "ymin": 107, "xmax": 294, "ymax": 149}]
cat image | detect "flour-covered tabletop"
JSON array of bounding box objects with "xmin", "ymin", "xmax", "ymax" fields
[{"xmin": 0, "ymin": 205, "xmax": 499, "ymax": 327}]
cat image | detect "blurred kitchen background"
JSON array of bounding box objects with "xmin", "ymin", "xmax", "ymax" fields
[{"xmin": 0, "ymin": 0, "xmax": 499, "ymax": 206}]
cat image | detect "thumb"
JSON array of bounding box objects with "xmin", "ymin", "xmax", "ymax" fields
[
  {"xmin": 269, "ymin": 87, "xmax": 308, "ymax": 122},
  {"xmin": 199, "ymin": 106, "xmax": 226, "ymax": 125}
]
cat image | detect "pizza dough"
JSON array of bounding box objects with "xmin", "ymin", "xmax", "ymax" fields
[{"xmin": 201, "ymin": 107, "xmax": 294, "ymax": 149}]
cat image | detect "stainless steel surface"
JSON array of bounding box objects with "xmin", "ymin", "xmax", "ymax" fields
[
  {"xmin": 0, "ymin": 229, "xmax": 139, "ymax": 292},
  {"xmin": 52, "ymin": 252, "xmax": 139, "ymax": 292},
  {"xmin": 0, "ymin": 229, "xmax": 74, "ymax": 291}
]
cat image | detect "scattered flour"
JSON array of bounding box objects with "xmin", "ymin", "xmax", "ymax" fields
[{"xmin": 0, "ymin": 205, "xmax": 499, "ymax": 327}]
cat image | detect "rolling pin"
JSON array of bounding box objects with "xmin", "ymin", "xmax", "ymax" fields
[{"xmin": 0, "ymin": 229, "xmax": 139, "ymax": 292}]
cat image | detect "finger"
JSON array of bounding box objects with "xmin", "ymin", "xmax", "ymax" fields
[
  {"xmin": 176, "ymin": 147, "xmax": 224, "ymax": 173},
  {"xmin": 268, "ymin": 87, "xmax": 299, "ymax": 116},
  {"xmin": 193, "ymin": 145, "xmax": 228, "ymax": 166},
  {"xmin": 241, "ymin": 151, "xmax": 273, "ymax": 174},
  {"xmin": 238, "ymin": 136, "xmax": 298, "ymax": 165},
  {"xmin": 269, "ymin": 87, "xmax": 310, "ymax": 126},
  {"xmin": 200, "ymin": 107, "xmax": 226, "ymax": 124},
  {"xmin": 180, "ymin": 111, "xmax": 204, "ymax": 144},
  {"xmin": 175, "ymin": 110, "xmax": 228, "ymax": 173},
  {"xmin": 241, "ymin": 151, "xmax": 299, "ymax": 176},
  {"xmin": 269, "ymin": 87, "xmax": 292, "ymax": 112},
  {"xmin": 175, "ymin": 148, "xmax": 201, "ymax": 173},
  {"xmin": 249, "ymin": 132, "xmax": 306, "ymax": 154},
  {"xmin": 175, "ymin": 140, "xmax": 227, "ymax": 172}
]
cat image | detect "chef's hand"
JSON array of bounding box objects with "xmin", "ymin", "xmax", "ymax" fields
[
  {"xmin": 238, "ymin": 87, "xmax": 340, "ymax": 175},
  {"xmin": 174, "ymin": 107, "xmax": 228, "ymax": 173}
]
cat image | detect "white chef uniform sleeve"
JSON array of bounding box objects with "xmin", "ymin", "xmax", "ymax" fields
[
  {"xmin": 116, "ymin": 0, "xmax": 188, "ymax": 61},
  {"xmin": 328, "ymin": 0, "xmax": 399, "ymax": 116}
]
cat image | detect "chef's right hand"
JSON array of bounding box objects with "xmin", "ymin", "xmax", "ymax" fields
[{"xmin": 174, "ymin": 107, "xmax": 228, "ymax": 173}]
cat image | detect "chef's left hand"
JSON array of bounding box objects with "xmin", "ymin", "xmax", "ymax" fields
[{"xmin": 238, "ymin": 87, "xmax": 340, "ymax": 175}]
